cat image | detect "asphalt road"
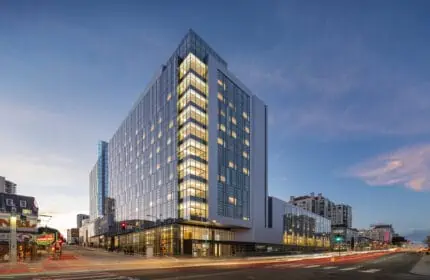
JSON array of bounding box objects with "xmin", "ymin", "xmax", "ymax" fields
[{"xmin": 6, "ymin": 252, "xmax": 427, "ymax": 280}]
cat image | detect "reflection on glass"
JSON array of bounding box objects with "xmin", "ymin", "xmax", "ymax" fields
[{"xmin": 283, "ymin": 203, "xmax": 331, "ymax": 248}]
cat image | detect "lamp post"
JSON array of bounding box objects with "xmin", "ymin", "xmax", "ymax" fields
[{"xmin": 9, "ymin": 214, "xmax": 17, "ymax": 263}]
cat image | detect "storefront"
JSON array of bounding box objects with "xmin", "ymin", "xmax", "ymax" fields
[{"xmin": 114, "ymin": 224, "xmax": 234, "ymax": 257}]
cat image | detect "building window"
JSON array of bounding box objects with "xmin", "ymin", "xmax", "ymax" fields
[
  {"xmin": 20, "ymin": 200, "xmax": 27, "ymax": 208},
  {"xmin": 6, "ymin": 199, "xmax": 14, "ymax": 206},
  {"xmin": 217, "ymin": 138, "xmax": 224, "ymax": 145},
  {"xmin": 217, "ymin": 93, "xmax": 223, "ymax": 101},
  {"xmin": 228, "ymin": 196, "xmax": 237, "ymax": 205},
  {"xmin": 218, "ymin": 175, "xmax": 226, "ymax": 183}
]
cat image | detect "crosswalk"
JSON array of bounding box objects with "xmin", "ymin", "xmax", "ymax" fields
[
  {"xmin": 32, "ymin": 271, "xmax": 139, "ymax": 280},
  {"xmin": 267, "ymin": 263, "xmax": 382, "ymax": 274}
]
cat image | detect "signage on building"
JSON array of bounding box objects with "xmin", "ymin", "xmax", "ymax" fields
[
  {"xmin": 0, "ymin": 232, "xmax": 34, "ymax": 242},
  {"xmin": 0, "ymin": 213, "xmax": 38, "ymax": 232},
  {"xmin": 36, "ymin": 233, "xmax": 55, "ymax": 245}
]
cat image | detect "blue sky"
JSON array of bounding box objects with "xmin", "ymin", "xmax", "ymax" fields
[{"xmin": 1, "ymin": 0, "xmax": 430, "ymax": 236}]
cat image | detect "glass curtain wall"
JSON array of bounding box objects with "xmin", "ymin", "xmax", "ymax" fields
[
  {"xmin": 177, "ymin": 53, "xmax": 209, "ymax": 221},
  {"xmin": 283, "ymin": 203, "xmax": 331, "ymax": 248},
  {"xmin": 216, "ymin": 71, "xmax": 251, "ymax": 220},
  {"xmin": 115, "ymin": 224, "xmax": 234, "ymax": 256}
]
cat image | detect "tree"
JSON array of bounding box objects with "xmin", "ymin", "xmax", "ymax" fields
[{"xmin": 392, "ymin": 236, "xmax": 407, "ymax": 246}]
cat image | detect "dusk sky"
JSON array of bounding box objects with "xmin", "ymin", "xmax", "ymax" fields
[{"xmin": 1, "ymin": 0, "xmax": 430, "ymax": 237}]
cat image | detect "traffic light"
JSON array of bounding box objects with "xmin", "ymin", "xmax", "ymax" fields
[
  {"xmin": 121, "ymin": 222, "xmax": 126, "ymax": 230},
  {"xmin": 335, "ymin": 235, "xmax": 343, "ymax": 243}
]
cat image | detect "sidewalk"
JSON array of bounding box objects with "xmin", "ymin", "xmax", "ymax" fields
[
  {"xmin": 0, "ymin": 249, "xmax": 393, "ymax": 277},
  {"xmin": 411, "ymin": 254, "xmax": 430, "ymax": 276}
]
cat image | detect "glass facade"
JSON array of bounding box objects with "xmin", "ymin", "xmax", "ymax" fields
[
  {"xmin": 98, "ymin": 29, "xmax": 330, "ymax": 257},
  {"xmin": 107, "ymin": 30, "xmax": 226, "ymax": 224},
  {"xmin": 90, "ymin": 141, "xmax": 108, "ymax": 220},
  {"xmin": 283, "ymin": 203, "xmax": 331, "ymax": 248},
  {"xmin": 177, "ymin": 53, "xmax": 208, "ymax": 221},
  {"xmin": 98, "ymin": 141, "xmax": 109, "ymax": 216},
  {"xmin": 112, "ymin": 224, "xmax": 234, "ymax": 257},
  {"xmin": 216, "ymin": 71, "xmax": 251, "ymax": 220}
]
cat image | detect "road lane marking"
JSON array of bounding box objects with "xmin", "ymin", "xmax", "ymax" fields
[
  {"xmin": 304, "ymin": 265, "xmax": 321, "ymax": 268},
  {"xmin": 360, "ymin": 269, "xmax": 381, "ymax": 273},
  {"xmin": 33, "ymin": 272, "xmax": 124, "ymax": 280},
  {"xmin": 289, "ymin": 263, "xmax": 305, "ymax": 267},
  {"xmin": 154, "ymin": 271, "xmax": 241, "ymax": 280},
  {"xmin": 339, "ymin": 266, "xmax": 360, "ymax": 271},
  {"xmin": 270, "ymin": 263, "xmax": 292, "ymax": 268},
  {"xmin": 323, "ymin": 266, "xmax": 337, "ymax": 270}
]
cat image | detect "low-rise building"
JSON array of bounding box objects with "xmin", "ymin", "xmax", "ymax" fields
[
  {"xmin": 78, "ymin": 219, "xmax": 93, "ymax": 246},
  {"xmin": 359, "ymin": 224, "xmax": 395, "ymax": 244},
  {"xmin": 67, "ymin": 228, "xmax": 79, "ymax": 245},
  {"xmin": 0, "ymin": 193, "xmax": 38, "ymax": 217},
  {"xmin": 0, "ymin": 176, "xmax": 17, "ymax": 195},
  {"xmin": 332, "ymin": 225, "xmax": 358, "ymax": 249},
  {"xmin": 0, "ymin": 193, "xmax": 39, "ymax": 259}
]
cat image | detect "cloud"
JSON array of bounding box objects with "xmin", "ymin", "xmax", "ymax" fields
[
  {"xmin": 0, "ymin": 100, "xmax": 100, "ymax": 232},
  {"xmin": 235, "ymin": 59, "xmax": 430, "ymax": 139},
  {"xmin": 230, "ymin": 15, "xmax": 430, "ymax": 141},
  {"xmin": 347, "ymin": 144, "xmax": 430, "ymax": 191}
]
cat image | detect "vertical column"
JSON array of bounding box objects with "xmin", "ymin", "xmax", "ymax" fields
[{"xmin": 9, "ymin": 215, "xmax": 17, "ymax": 263}]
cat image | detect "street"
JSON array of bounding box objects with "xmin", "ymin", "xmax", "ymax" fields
[{"xmin": 4, "ymin": 252, "xmax": 427, "ymax": 280}]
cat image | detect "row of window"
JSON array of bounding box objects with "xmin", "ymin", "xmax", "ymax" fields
[
  {"xmin": 177, "ymin": 71, "xmax": 207, "ymax": 96},
  {"xmin": 177, "ymin": 53, "xmax": 209, "ymax": 220},
  {"xmin": 179, "ymin": 53, "xmax": 207, "ymax": 80},
  {"xmin": 5, "ymin": 199, "xmax": 27, "ymax": 208},
  {"xmin": 216, "ymin": 70, "xmax": 251, "ymax": 220}
]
